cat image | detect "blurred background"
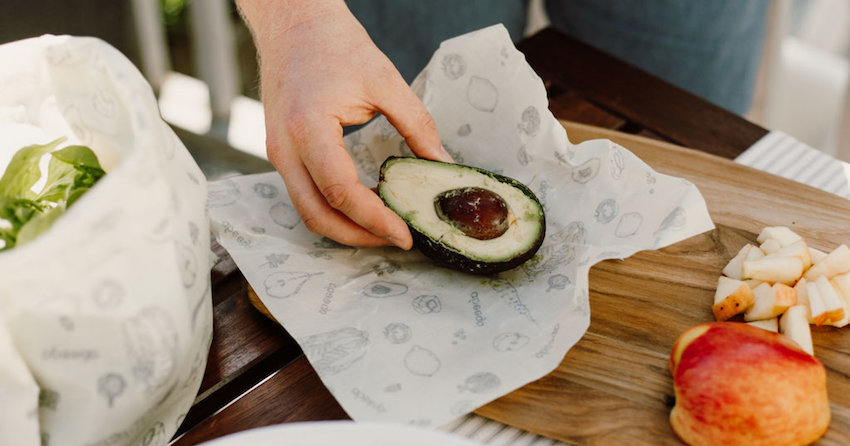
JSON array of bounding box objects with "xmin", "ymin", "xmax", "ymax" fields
[{"xmin": 1, "ymin": 0, "xmax": 848, "ymax": 179}]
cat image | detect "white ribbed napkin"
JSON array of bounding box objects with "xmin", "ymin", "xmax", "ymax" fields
[{"xmin": 735, "ymin": 131, "xmax": 850, "ymax": 200}]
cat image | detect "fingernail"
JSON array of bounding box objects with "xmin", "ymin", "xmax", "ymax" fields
[
  {"xmin": 439, "ymin": 145, "xmax": 454, "ymax": 163},
  {"xmin": 387, "ymin": 236, "xmax": 411, "ymax": 250}
]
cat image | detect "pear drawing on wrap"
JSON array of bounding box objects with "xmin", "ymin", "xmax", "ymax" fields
[{"xmin": 264, "ymin": 271, "xmax": 323, "ymax": 299}]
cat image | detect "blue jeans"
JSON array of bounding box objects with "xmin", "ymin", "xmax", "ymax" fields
[{"xmin": 347, "ymin": 0, "xmax": 769, "ymax": 115}]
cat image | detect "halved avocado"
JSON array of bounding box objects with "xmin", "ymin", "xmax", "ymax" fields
[{"xmin": 378, "ymin": 156, "xmax": 545, "ymax": 274}]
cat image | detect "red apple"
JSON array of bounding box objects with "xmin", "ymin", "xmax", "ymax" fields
[{"xmin": 669, "ymin": 322, "xmax": 830, "ymax": 446}]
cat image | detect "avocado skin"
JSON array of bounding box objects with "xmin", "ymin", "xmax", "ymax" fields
[
  {"xmin": 379, "ymin": 156, "xmax": 546, "ymax": 275},
  {"xmin": 410, "ymin": 220, "xmax": 545, "ymax": 275}
]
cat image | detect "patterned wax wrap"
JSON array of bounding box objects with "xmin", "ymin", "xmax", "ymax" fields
[
  {"xmin": 210, "ymin": 25, "xmax": 714, "ymax": 427},
  {"xmin": 0, "ymin": 36, "xmax": 212, "ymax": 445}
]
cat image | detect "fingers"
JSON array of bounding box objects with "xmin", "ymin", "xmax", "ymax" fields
[
  {"xmin": 371, "ymin": 71, "xmax": 453, "ymax": 164},
  {"xmin": 277, "ymin": 156, "xmax": 400, "ymax": 248},
  {"xmin": 282, "ymin": 116, "xmax": 414, "ymax": 250}
]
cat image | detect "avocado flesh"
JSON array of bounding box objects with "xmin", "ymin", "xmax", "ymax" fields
[{"xmin": 378, "ymin": 157, "xmax": 545, "ymax": 274}]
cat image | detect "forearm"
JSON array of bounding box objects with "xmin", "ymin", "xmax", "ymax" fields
[
  {"xmin": 232, "ymin": 0, "xmax": 443, "ymax": 249},
  {"xmin": 236, "ymin": 0, "xmax": 348, "ymax": 54}
]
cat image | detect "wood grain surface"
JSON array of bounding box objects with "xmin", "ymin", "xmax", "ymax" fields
[{"xmin": 475, "ymin": 122, "xmax": 850, "ymax": 445}]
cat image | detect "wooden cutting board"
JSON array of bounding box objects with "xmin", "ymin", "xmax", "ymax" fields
[{"xmin": 475, "ymin": 122, "xmax": 850, "ymax": 445}]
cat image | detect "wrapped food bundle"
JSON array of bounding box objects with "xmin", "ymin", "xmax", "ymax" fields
[{"xmin": 0, "ymin": 35, "xmax": 212, "ymax": 445}]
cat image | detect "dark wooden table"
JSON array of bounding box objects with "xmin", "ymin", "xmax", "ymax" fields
[{"xmin": 171, "ymin": 27, "xmax": 770, "ymax": 445}]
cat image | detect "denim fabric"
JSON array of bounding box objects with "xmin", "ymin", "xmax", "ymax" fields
[
  {"xmin": 348, "ymin": 1, "xmax": 768, "ymax": 115},
  {"xmin": 545, "ymin": 0, "xmax": 769, "ymax": 115},
  {"xmin": 347, "ymin": 0, "xmax": 528, "ymax": 83}
]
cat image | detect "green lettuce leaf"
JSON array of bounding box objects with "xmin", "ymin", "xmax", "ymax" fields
[
  {"xmin": 15, "ymin": 205, "xmax": 65, "ymax": 247},
  {"xmin": 0, "ymin": 141, "xmax": 105, "ymax": 251},
  {"xmin": 0, "ymin": 138, "xmax": 66, "ymax": 199}
]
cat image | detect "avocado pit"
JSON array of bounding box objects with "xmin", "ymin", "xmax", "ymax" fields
[{"xmin": 435, "ymin": 187, "xmax": 510, "ymax": 240}]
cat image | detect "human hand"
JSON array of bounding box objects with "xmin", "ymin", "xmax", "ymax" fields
[{"xmin": 238, "ymin": 0, "xmax": 452, "ymax": 250}]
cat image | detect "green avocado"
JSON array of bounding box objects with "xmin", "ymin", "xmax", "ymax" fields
[{"xmin": 378, "ymin": 157, "xmax": 546, "ymax": 275}]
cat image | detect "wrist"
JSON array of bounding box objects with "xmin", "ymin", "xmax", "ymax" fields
[{"xmin": 237, "ymin": 0, "xmax": 348, "ymax": 50}]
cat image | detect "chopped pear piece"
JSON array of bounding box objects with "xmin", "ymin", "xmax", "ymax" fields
[
  {"xmin": 744, "ymin": 283, "xmax": 797, "ymax": 321},
  {"xmin": 747, "ymin": 318, "xmax": 779, "ymax": 333},
  {"xmin": 830, "ymin": 272, "xmax": 850, "ymax": 297},
  {"xmin": 747, "ymin": 246, "xmax": 766, "ymax": 261},
  {"xmin": 757, "ymin": 226, "xmax": 803, "ymax": 247},
  {"xmin": 815, "ymin": 275, "xmax": 845, "ymax": 324},
  {"xmin": 828, "ymin": 273, "xmax": 850, "ymax": 328},
  {"xmin": 810, "ymin": 247, "xmax": 828, "ymax": 264},
  {"xmin": 793, "ymin": 278, "xmax": 814, "ymax": 323},
  {"xmin": 806, "ymin": 281, "xmax": 829, "ymax": 326},
  {"xmin": 744, "ymin": 279, "xmax": 764, "ymax": 290},
  {"xmin": 712, "ymin": 276, "xmax": 755, "ymax": 321},
  {"xmin": 742, "ymin": 256, "xmax": 804, "ymax": 285},
  {"xmin": 780, "ymin": 305, "xmax": 814, "ymax": 355},
  {"xmin": 723, "ymin": 244, "xmax": 756, "ymax": 280},
  {"xmin": 763, "ymin": 239, "xmax": 813, "ymax": 270},
  {"xmin": 760, "ymin": 238, "xmax": 782, "ymax": 255},
  {"xmin": 803, "ymin": 244, "xmax": 850, "ymax": 281}
]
